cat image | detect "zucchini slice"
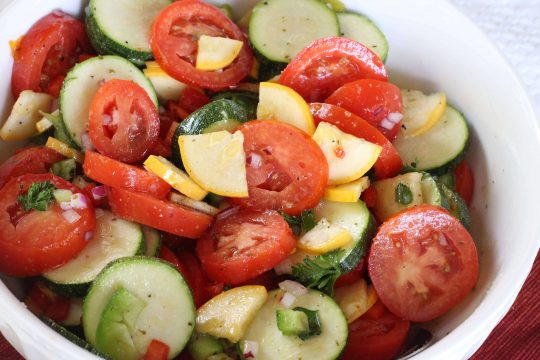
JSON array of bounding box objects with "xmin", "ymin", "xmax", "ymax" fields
[
  {"xmin": 249, "ymin": 0, "xmax": 340, "ymax": 63},
  {"xmin": 83, "ymin": 257, "xmax": 195, "ymax": 359},
  {"xmin": 60, "ymin": 55, "xmax": 157, "ymax": 148},
  {"xmin": 43, "ymin": 210, "xmax": 143, "ymax": 297},
  {"xmin": 337, "ymin": 12, "xmax": 389, "ymax": 62},
  {"xmin": 393, "ymin": 105, "xmax": 469, "ymax": 175},
  {"xmin": 86, "ymin": 0, "xmax": 171, "ymax": 65},
  {"xmin": 241, "ymin": 289, "xmax": 347, "ymax": 360},
  {"xmin": 142, "ymin": 226, "xmax": 161, "ymax": 257}
]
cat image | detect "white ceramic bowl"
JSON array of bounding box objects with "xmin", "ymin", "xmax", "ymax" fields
[{"xmin": 1, "ymin": 0, "xmax": 539, "ymax": 359}]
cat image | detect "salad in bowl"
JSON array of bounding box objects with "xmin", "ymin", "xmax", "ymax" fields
[{"xmin": 0, "ymin": 0, "xmax": 538, "ymax": 360}]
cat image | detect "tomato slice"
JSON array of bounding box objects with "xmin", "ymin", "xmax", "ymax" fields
[
  {"xmin": 178, "ymin": 87, "xmax": 211, "ymax": 113},
  {"xmin": 197, "ymin": 208, "xmax": 296, "ymax": 285},
  {"xmin": 108, "ymin": 187, "xmax": 212, "ymax": 239},
  {"xmin": 150, "ymin": 0, "xmax": 253, "ymax": 90},
  {"xmin": 0, "ymin": 173, "xmax": 95, "ymax": 276},
  {"xmin": 25, "ymin": 282, "xmax": 71, "ymax": 322},
  {"xmin": 231, "ymin": 120, "xmax": 328, "ymax": 215},
  {"xmin": 368, "ymin": 205, "xmax": 479, "ymax": 322},
  {"xmin": 83, "ymin": 151, "xmax": 170, "ymax": 199},
  {"xmin": 143, "ymin": 339, "xmax": 170, "ymax": 360},
  {"xmin": 326, "ymin": 79, "xmax": 403, "ymax": 140},
  {"xmin": 335, "ymin": 258, "xmax": 366, "ymax": 288},
  {"xmin": 455, "ymin": 160, "xmax": 474, "ymax": 206},
  {"xmin": 310, "ymin": 103, "xmax": 403, "ymax": 179},
  {"xmin": 279, "ymin": 37, "xmax": 388, "ymax": 102},
  {"xmin": 88, "ymin": 79, "xmax": 160, "ymax": 163},
  {"xmin": 11, "ymin": 11, "xmax": 92, "ymax": 98},
  {"xmin": 0, "ymin": 147, "xmax": 64, "ymax": 189},
  {"xmin": 342, "ymin": 301, "xmax": 410, "ymax": 360}
]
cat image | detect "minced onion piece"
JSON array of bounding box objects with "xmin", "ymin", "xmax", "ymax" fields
[
  {"xmin": 62, "ymin": 209, "xmax": 81, "ymax": 223},
  {"xmin": 280, "ymin": 292, "xmax": 296, "ymax": 308},
  {"xmin": 91, "ymin": 185, "xmax": 107, "ymax": 200},
  {"xmin": 70, "ymin": 193, "xmax": 89, "ymax": 209},
  {"xmin": 84, "ymin": 231, "xmax": 94, "ymax": 241},
  {"xmin": 60, "ymin": 202, "xmax": 72, "ymax": 211},
  {"xmin": 247, "ymin": 152, "xmax": 262, "ymax": 168},
  {"xmin": 242, "ymin": 340, "xmax": 259, "ymax": 359},
  {"xmin": 53, "ymin": 189, "xmax": 73, "ymax": 203},
  {"xmin": 380, "ymin": 118, "xmax": 395, "ymax": 130},
  {"xmin": 279, "ymin": 280, "xmax": 308, "ymax": 296},
  {"xmin": 81, "ymin": 133, "xmax": 94, "ymax": 151},
  {"xmin": 387, "ymin": 112, "xmax": 403, "ymax": 123},
  {"xmin": 274, "ymin": 259, "xmax": 293, "ymax": 275},
  {"xmin": 95, "ymin": 208, "xmax": 105, "ymax": 219}
]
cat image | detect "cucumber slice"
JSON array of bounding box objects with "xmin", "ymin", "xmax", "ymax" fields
[
  {"xmin": 393, "ymin": 106, "xmax": 469, "ymax": 175},
  {"xmin": 83, "ymin": 257, "xmax": 195, "ymax": 359},
  {"xmin": 211, "ymin": 90, "xmax": 258, "ymax": 119},
  {"xmin": 249, "ymin": 0, "xmax": 340, "ymax": 63},
  {"xmin": 142, "ymin": 226, "xmax": 161, "ymax": 257},
  {"xmin": 275, "ymin": 309, "xmax": 309, "ymax": 336},
  {"xmin": 421, "ymin": 173, "xmax": 449, "ymax": 209},
  {"xmin": 171, "ymin": 99, "xmax": 252, "ymax": 166},
  {"xmin": 188, "ymin": 333, "xmax": 225, "ymax": 360},
  {"xmin": 337, "ymin": 12, "xmax": 389, "ymax": 62},
  {"xmin": 43, "ymin": 210, "xmax": 143, "ymax": 297},
  {"xmin": 86, "ymin": 0, "xmax": 171, "ymax": 65},
  {"xmin": 60, "ymin": 55, "xmax": 158, "ymax": 148},
  {"xmin": 241, "ymin": 289, "xmax": 347, "ymax": 360}
]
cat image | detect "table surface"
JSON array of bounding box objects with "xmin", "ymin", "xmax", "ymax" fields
[{"xmin": 1, "ymin": 0, "xmax": 539, "ymax": 359}]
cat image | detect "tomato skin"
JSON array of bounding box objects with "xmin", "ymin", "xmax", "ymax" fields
[
  {"xmin": 25, "ymin": 282, "xmax": 70, "ymax": 322},
  {"xmin": 310, "ymin": 103, "xmax": 403, "ymax": 179},
  {"xmin": 0, "ymin": 147, "xmax": 64, "ymax": 189},
  {"xmin": 143, "ymin": 339, "xmax": 170, "ymax": 360},
  {"xmin": 280, "ymin": 37, "xmax": 388, "ymax": 102},
  {"xmin": 335, "ymin": 259, "xmax": 366, "ymax": 288},
  {"xmin": 231, "ymin": 120, "xmax": 328, "ymax": 215},
  {"xmin": 83, "ymin": 151, "xmax": 170, "ymax": 199},
  {"xmin": 368, "ymin": 205, "xmax": 479, "ymax": 322},
  {"xmin": 46, "ymin": 75, "xmax": 65, "ymax": 98},
  {"xmin": 178, "ymin": 87, "xmax": 211, "ymax": 113},
  {"xmin": 11, "ymin": 11, "xmax": 92, "ymax": 98},
  {"xmin": 455, "ymin": 160, "xmax": 474, "ymax": 205},
  {"xmin": 0, "ymin": 173, "xmax": 95, "ymax": 276},
  {"xmin": 361, "ymin": 186, "xmax": 378, "ymax": 208},
  {"xmin": 150, "ymin": 0, "xmax": 253, "ymax": 90},
  {"xmin": 108, "ymin": 187, "xmax": 212, "ymax": 239},
  {"xmin": 88, "ymin": 79, "xmax": 160, "ymax": 163},
  {"xmin": 326, "ymin": 79, "xmax": 403, "ymax": 140},
  {"xmin": 197, "ymin": 208, "xmax": 296, "ymax": 285},
  {"xmin": 342, "ymin": 301, "xmax": 410, "ymax": 360}
]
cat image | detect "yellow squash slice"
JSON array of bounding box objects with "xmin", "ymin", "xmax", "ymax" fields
[
  {"xmin": 297, "ymin": 218, "xmax": 352, "ymax": 254},
  {"xmin": 143, "ymin": 61, "xmax": 186, "ymax": 101},
  {"xmin": 45, "ymin": 137, "xmax": 84, "ymax": 163},
  {"xmin": 334, "ymin": 279, "xmax": 378, "ymax": 323},
  {"xmin": 1, "ymin": 90, "xmax": 53, "ymax": 141},
  {"xmin": 401, "ymin": 89, "xmax": 447, "ymax": 137},
  {"xmin": 196, "ymin": 35, "xmax": 243, "ymax": 71},
  {"xmin": 324, "ymin": 176, "xmax": 370, "ymax": 203}
]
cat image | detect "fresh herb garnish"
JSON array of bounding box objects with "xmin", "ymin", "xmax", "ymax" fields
[
  {"xmin": 395, "ymin": 183, "xmax": 413, "ymax": 205},
  {"xmin": 17, "ymin": 181, "xmax": 56, "ymax": 212},
  {"xmin": 291, "ymin": 249, "xmax": 345, "ymax": 296},
  {"xmin": 281, "ymin": 210, "xmax": 317, "ymax": 236}
]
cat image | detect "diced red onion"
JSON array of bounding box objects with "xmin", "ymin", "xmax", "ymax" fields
[
  {"xmin": 380, "ymin": 118, "xmax": 395, "ymax": 130},
  {"xmin": 387, "ymin": 112, "xmax": 403, "ymax": 123},
  {"xmin": 242, "ymin": 340, "xmax": 259, "ymax": 359},
  {"xmin": 279, "ymin": 280, "xmax": 308, "ymax": 296},
  {"xmin": 91, "ymin": 186, "xmax": 107, "ymax": 200},
  {"xmin": 81, "ymin": 133, "xmax": 94, "ymax": 151},
  {"xmin": 95, "ymin": 208, "xmax": 105, "ymax": 219},
  {"xmin": 71, "ymin": 193, "xmax": 90, "ymax": 209},
  {"xmin": 62, "ymin": 209, "xmax": 81, "ymax": 223},
  {"xmin": 438, "ymin": 232, "xmax": 448, "ymax": 246},
  {"xmin": 280, "ymin": 292, "xmax": 296, "ymax": 308},
  {"xmin": 274, "ymin": 259, "xmax": 293, "ymax": 275},
  {"xmin": 84, "ymin": 231, "xmax": 94, "ymax": 241},
  {"xmin": 215, "ymin": 206, "xmax": 239, "ymax": 222},
  {"xmin": 60, "ymin": 202, "xmax": 72, "ymax": 211},
  {"xmin": 247, "ymin": 152, "xmax": 262, "ymax": 168}
]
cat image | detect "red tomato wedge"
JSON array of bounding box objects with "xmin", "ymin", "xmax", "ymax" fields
[
  {"xmin": 279, "ymin": 37, "xmax": 388, "ymax": 102},
  {"xmin": 83, "ymin": 151, "xmax": 170, "ymax": 199},
  {"xmin": 310, "ymin": 103, "xmax": 403, "ymax": 179},
  {"xmin": 0, "ymin": 147, "xmax": 64, "ymax": 189},
  {"xmin": 108, "ymin": 187, "xmax": 212, "ymax": 239},
  {"xmin": 326, "ymin": 79, "xmax": 403, "ymax": 140},
  {"xmin": 368, "ymin": 205, "xmax": 479, "ymax": 322},
  {"xmin": 88, "ymin": 79, "xmax": 160, "ymax": 163},
  {"xmin": 11, "ymin": 11, "xmax": 92, "ymax": 98},
  {"xmin": 0, "ymin": 173, "xmax": 95, "ymax": 276},
  {"xmin": 150, "ymin": 0, "xmax": 253, "ymax": 90},
  {"xmin": 342, "ymin": 301, "xmax": 410, "ymax": 360},
  {"xmin": 143, "ymin": 340, "xmax": 170, "ymax": 360},
  {"xmin": 231, "ymin": 120, "xmax": 328, "ymax": 215},
  {"xmin": 25, "ymin": 282, "xmax": 70, "ymax": 322},
  {"xmin": 178, "ymin": 87, "xmax": 211, "ymax": 113},
  {"xmin": 455, "ymin": 160, "xmax": 474, "ymax": 206},
  {"xmin": 197, "ymin": 208, "xmax": 296, "ymax": 285}
]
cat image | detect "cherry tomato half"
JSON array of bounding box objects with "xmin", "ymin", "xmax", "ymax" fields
[
  {"xmin": 0, "ymin": 147, "xmax": 64, "ymax": 189},
  {"xmin": 88, "ymin": 79, "xmax": 160, "ymax": 163},
  {"xmin": 150, "ymin": 0, "xmax": 253, "ymax": 90},
  {"xmin": 11, "ymin": 11, "xmax": 92, "ymax": 98},
  {"xmin": 455, "ymin": 160, "xmax": 474, "ymax": 206},
  {"xmin": 108, "ymin": 187, "xmax": 212, "ymax": 239},
  {"xmin": 0, "ymin": 173, "xmax": 95, "ymax": 276},
  {"xmin": 231, "ymin": 120, "xmax": 328, "ymax": 215},
  {"xmin": 280, "ymin": 37, "xmax": 388, "ymax": 102},
  {"xmin": 197, "ymin": 208, "xmax": 296, "ymax": 285},
  {"xmin": 326, "ymin": 79, "xmax": 403, "ymax": 140},
  {"xmin": 83, "ymin": 151, "xmax": 170, "ymax": 199},
  {"xmin": 341, "ymin": 301, "xmax": 410, "ymax": 360},
  {"xmin": 368, "ymin": 205, "xmax": 479, "ymax": 322},
  {"xmin": 310, "ymin": 103, "xmax": 403, "ymax": 179}
]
